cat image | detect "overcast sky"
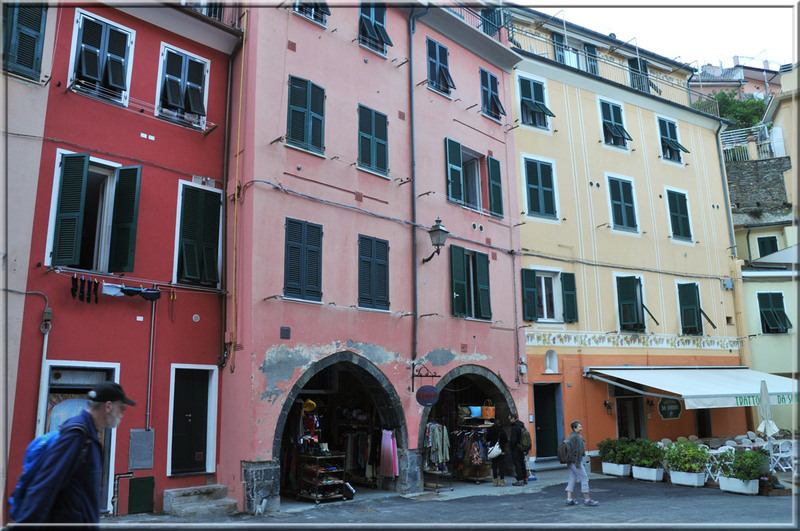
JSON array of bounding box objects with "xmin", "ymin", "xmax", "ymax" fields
[{"xmin": 529, "ymin": 2, "xmax": 796, "ymax": 70}]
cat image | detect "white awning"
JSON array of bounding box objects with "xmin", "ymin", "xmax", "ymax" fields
[{"xmin": 584, "ymin": 366, "xmax": 798, "ymax": 409}]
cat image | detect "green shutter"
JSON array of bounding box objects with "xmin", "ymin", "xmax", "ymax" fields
[
  {"xmin": 617, "ymin": 276, "xmax": 642, "ymax": 329},
  {"xmin": 678, "ymin": 283, "xmax": 701, "ymax": 335},
  {"xmin": 445, "ymin": 138, "xmax": 463, "ymax": 202},
  {"xmin": 304, "ymin": 222, "xmax": 322, "ymax": 300},
  {"xmin": 78, "ymin": 17, "xmax": 103, "ymax": 83},
  {"xmin": 487, "ymin": 155, "xmax": 503, "ymax": 217},
  {"xmin": 184, "ymin": 59, "xmax": 206, "ymax": 116},
  {"xmin": 561, "ymin": 272, "xmax": 578, "ymax": 322},
  {"xmin": 108, "ymin": 165, "xmax": 141, "ymax": 272},
  {"xmin": 200, "ymin": 189, "xmax": 220, "ymax": 284},
  {"xmin": 374, "ymin": 238, "xmax": 389, "ymax": 309},
  {"xmin": 52, "ymin": 154, "xmax": 89, "ymax": 266},
  {"xmin": 179, "ymin": 186, "xmax": 202, "ymax": 280},
  {"xmin": 5, "ymin": 6, "xmax": 46, "ymax": 79},
  {"xmin": 358, "ymin": 235, "xmax": 373, "ymax": 307},
  {"xmin": 309, "ymin": 82, "xmax": 325, "ymax": 152},
  {"xmin": 105, "ymin": 27, "xmax": 127, "ymax": 90},
  {"xmin": 358, "ymin": 105, "xmax": 372, "ymax": 169},
  {"xmin": 163, "ymin": 49, "xmax": 184, "ymax": 110},
  {"xmin": 521, "ymin": 268, "xmax": 537, "ymax": 321},
  {"xmin": 668, "ymin": 191, "xmax": 691, "ymax": 240},
  {"xmin": 284, "ymin": 218, "xmax": 304, "ymax": 297},
  {"xmin": 540, "ymin": 162, "xmax": 555, "ymax": 217},
  {"xmin": 287, "ymin": 76, "xmax": 309, "ymax": 147},
  {"xmin": 450, "ymin": 245, "xmax": 467, "ymax": 317},
  {"xmin": 475, "ymin": 252, "xmax": 491, "ymax": 320}
]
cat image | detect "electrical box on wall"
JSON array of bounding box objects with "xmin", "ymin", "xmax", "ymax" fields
[{"xmin": 519, "ymin": 365, "xmax": 527, "ymax": 374}]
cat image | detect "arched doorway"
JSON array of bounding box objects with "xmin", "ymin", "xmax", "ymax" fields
[
  {"xmin": 418, "ymin": 364, "xmax": 516, "ymax": 483},
  {"xmin": 272, "ymin": 351, "xmax": 409, "ymax": 508}
]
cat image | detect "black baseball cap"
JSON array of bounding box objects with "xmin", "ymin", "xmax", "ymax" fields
[{"xmin": 88, "ymin": 382, "xmax": 136, "ymax": 406}]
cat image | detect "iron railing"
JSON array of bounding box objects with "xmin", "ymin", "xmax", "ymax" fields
[
  {"xmin": 445, "ymin": 5, "xmax": 512, "ymax": 44},
  {"xmin": 508, "ymin": 23, "xmax": 720, "ymax": 117},
  {"xmin": 721, "ymin": 124, "xmax": 777, "ymax": 162},
  {"xmin": 186, "ymin": 2, "xmax": 225, "ymax": 23}
]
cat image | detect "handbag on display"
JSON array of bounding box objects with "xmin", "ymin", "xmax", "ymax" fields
[
  {"xmin": 488, "ymin": 441, "xmax": 502, "ymax": 460},
  {"xmin": 481, "ymin": 399, "xmax": 495, "ymax": 420}
]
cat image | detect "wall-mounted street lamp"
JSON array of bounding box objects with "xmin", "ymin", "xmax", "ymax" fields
[
  {"xmin": 603, "ymin": 400, "xmax": 614, "ymax": 415},
  {"xmin": 421, "ymin": 218, "xmax": 449, "ymax": 263},
  {"xmin": 647, "ymin": 398, "xmax": 655, "ymax": 412}
]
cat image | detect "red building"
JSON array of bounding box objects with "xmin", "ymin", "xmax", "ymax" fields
[{"xmin": 5, "ymin": 4, "xmax": 240, "ymax": 517}]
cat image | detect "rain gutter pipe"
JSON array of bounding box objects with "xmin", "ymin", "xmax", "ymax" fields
[
  {"xmin": 410, "ymin": 7, "xmax": 429, "ymax": 362},
  {"xmin": 716, "ymin": 119, "xmax": 737, "ymax": 258}
]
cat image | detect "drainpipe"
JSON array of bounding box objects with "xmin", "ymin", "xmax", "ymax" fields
[
  {"xmin": 409, "ymin": 7, "xmax": 429, "ymax": 362},
  {"xmin": 715, "ymin": 119, "xmax": 737, "ymax": 258},
  {"xmin": 745, "ymin": 226, "xmax": 752, "ymax": 263}
]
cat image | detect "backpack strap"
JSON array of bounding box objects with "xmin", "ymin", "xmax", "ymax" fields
[{"xmin": 60, "ymin": 424, "xmax": 93, "ymax": 485}]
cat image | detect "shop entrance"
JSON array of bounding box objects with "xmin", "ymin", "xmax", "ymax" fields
[
  {"xmin": 276, "ymin": 353, "xmax": 407, "ymax": 503},
  {"xmin": 418, "ymin": 365, "xmax": 515, "ymax": 484},
  {"xmin": 533, "ymin": 383, "xmax": 562, "ymax": 458}
]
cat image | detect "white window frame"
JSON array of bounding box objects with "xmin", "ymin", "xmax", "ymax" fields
[
  {"xmin": 520, "ymin": 152, "xmax": 560, "ymax": 224},
  {"xmin": 172, "ymin": 180, "xmax": 223, "ymax": 286},
  {"xmin": 67, "ymin": 9, "xmax": 135, "ymax": 106},
  {"xmin": 597, "ymin": 95, "xmax": 631, "ymax": 153},
  {"xmin": 664, "ymin": 185, "xmax": 694, "ymax": 246},
  {"xmin": 517, "ymin": 72, "xmax": 554, "ymax": 134},
  {"xmin": 45, "ymin": 148, "xmax": 122, "ymax": 271},
  {"xmin": 166, "ymin": 363, "xmax": 219, "ymax": 476},
  {"xmin": 155, "ymin": 42, "xmax": 210, "ymax": 130},
  {"xmin": 655, "ymin": 114, "xmax": 686, "ymax": 166},
  {"xmin": 533, "ymin": 266, "xmax": 564, "ymax": 323},
  {"xmin": 612, "ymin": 272, "xmax": 648, "ymax": 333},
  {"xmin": 756, "ymin": 235, "xmax": 779, "ymax": 258},
  {"xmin": 605, "ymin": 172, "xmax": 640, "ymax": 236}
]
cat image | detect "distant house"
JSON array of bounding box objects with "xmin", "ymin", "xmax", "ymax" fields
[{"xmin": 690, "ymin": 56, "xmax": 783, "ymax": 101}]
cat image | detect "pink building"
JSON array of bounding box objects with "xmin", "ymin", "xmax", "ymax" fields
[
  {"xmin": 219, "ymin": 5, "xmax": 523, "ymax": 511},
  {"xmin": 5, "ymin": 4, "xmax": 240, "ymax": 517}
]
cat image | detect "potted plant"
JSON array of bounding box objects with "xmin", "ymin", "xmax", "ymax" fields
[
  {"xmin": 630, "ymin": 438, "xmax": 666, "ymax": 482},
  {"xmin": 664, "ymin": 441, "xmax": 709, "ymax": 487},
  {"xmin": 718, "ymin": 448, "xmax": 769, "ymax": 495},
  {"xmin": 597, "ymin": 437, "xmax": 633, "ymax": 477}
]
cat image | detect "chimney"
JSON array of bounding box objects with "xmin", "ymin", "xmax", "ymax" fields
[
  {"xmin": 763, "ymin": 60, "xmax": 770, "ymax": 70},
  {"xmin": 733, "ymin": 55, "xmax": 740, "ymax": 66}
]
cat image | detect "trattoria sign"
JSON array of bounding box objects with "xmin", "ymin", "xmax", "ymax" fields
[
  {"xmin": 684, "ymin": 393, "xmax": 798, "ymax": 410},
  {"xmin": 658, "ymin": 398, "xmax": 682, "ymax": 420}
]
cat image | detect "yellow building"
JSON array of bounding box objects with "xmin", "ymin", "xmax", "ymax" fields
[{"xmin": 505, "ymin": 8, "xmax": 795, "ymax": 462}]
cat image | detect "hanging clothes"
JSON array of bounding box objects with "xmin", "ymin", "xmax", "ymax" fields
[{"xmin": 380, "ymin": 429, "xmax": 398, "ymax": 477}]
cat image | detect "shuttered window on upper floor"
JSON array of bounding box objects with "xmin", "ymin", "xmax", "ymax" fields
[{"xmin": 3, "ymin": 5, "xmax": 47, "ymax": 80}]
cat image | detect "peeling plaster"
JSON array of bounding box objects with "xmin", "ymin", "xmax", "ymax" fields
[
  {"xmin": 258, "ymin": 344, "xmax": 314, "ymax": 403},
  {"xmin": 421, "ymin": 348, "xmax": 488, "ymax": 367},
  {"xmin": 345, "ymin": 340, "xmax": 399, "ymax": 366}
]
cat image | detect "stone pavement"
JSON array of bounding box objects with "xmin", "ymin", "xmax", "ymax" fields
[{"xmin": 98, "ymin": 467, "xmax": 797, "ymax": 529}]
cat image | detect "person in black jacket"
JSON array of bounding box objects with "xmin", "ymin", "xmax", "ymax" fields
[
  {"xmin": 565, "ymin": 419, "xmax": 599, "ymax": 506},
  {"xmin": 14, "ymin": 382, "xmax": 135, "ymax": 525},
  {"xmin": 486, "ymin": 418, "xmax": 507, "ymax": 487},
  {"xmin": 508, "ymin": 412, "xmax": 528, "ymax": 486}
]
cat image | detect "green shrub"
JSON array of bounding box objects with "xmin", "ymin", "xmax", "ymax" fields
[
  {"xmin": 631, "ymin": 438, "xmax": 666, "ymax": 469},
  {"xmin": 720, "ymin": 448, "xmax": 769, "ymax": 480},
  {"xmin": 597, "ymin": 437, "xmax": 634, "ymax": 464},
  {"xmin": 664, "ymin": 440, "xmax": 709, "ymax": 473}
]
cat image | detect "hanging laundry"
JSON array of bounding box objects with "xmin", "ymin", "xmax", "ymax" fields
[
  {"xmin": 93, "ymin": 280, "xmax": 99, "ymax": 304},
  {"xmin": 102, "ymin": 283, "xmax": 124, "ymax": 297},
  {"xmin": 121, "ymin": 286, "xmax": 140, "ymax": 297},
  {"xmin": 86, "ymin": 278, "xmax": 92, "ymax": 304},
  {"xmin": 139, "ymin": 288, "xmax": 161, "ymax": 301},
  {"xmin": 78, "ymin": 276, "xmax": 85, "ymax": 301},
  {"xmin": 71, "ymin": 275, "xmax": 78, "ymax": 299}
]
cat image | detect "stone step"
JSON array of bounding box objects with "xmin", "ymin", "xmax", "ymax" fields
[
  {"xmin": 163, "ymin": 484, "xmax": 232, "ymax": 514},
  {"xmin": 169, "ymin": 497, "xmax": 239, "ymax": 517},
  {"xmin": 529, "ymin": 457, "xmax": 567, "ymax": 472}
]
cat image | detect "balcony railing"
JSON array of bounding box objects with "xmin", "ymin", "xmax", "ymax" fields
[
  {"xmin": 508, "ymin": 23, "xmax": 719, "ymax": 117},
  {"xmin": 721, "ymin": 124, "xmax": 778, "ymax": 162},
  {"xmin": 185, "ymin": 2, "xmax": 225, "ymax": 23},
  {"xmin": 445, "ymin": 5, "xmax": 511, "ymax": 44}
]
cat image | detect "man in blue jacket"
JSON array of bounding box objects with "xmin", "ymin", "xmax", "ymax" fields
[{"xmin": 14, "ymin": 381, "xmax": 135, "ymax": 525}]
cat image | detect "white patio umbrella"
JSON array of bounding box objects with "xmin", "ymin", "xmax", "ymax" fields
[{"xmin": 757, "ymin": 379, "xmax": 780, "ymax": 438}]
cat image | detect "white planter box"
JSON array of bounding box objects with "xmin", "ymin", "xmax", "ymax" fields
[
  {"xmin": 601, "ymin": 462, "xmax": 631, "ymax": 477},
  {"xmin": 669, "ymin": 470, "xmax": 705, "ymax": 487},
  {"xmin": 718, "ymin": 476, "xmax": 759, "ymax": 495},
  {"xmin": 632, "ymin": 466, "xmax": 664, "ymax": 482}
]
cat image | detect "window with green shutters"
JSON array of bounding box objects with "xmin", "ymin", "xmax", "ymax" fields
[
  {"xmin": 358, "ymin": 4, "xmax": 392, "ymax": 54},
  {"xmin": 358, "ymin": 105, "xmax": 388, "ymax": 175},
  {"xmin": 3, "ymin": 5, "xmax": 46, "ymax": 80},
  {"xmin": 658, "ymin": 118, "xmax": 689, "ymax": 162},
  {"xmin": 521, "ymin": 269, "xmax": 577, "ymax": 322},
  {"xmin": 445, "ymin": 138, "xmax": 503, "ymax": 217},
  {"xmin": 617, "ymin": 275, "xmax": 645, "ymax": 332},
  {"xmin": 72, "ymin": 12, "xmax": 132, "ymax": 104},
  {"xmin": 159, "ymin": 46, "xmax": 208, "ymax": 128},
  {"xmin": 294, "ymin": 2, "xmax": 330, "ymax": 25},
  {"xmin": 427, "ymin": 38, "xmax": 456, "ymax": 95},
  {"xmin": 524, "ymin": 158, "xmax": 556, "ymax": 219},
  {"xmin": 450, "ymin": 245, "xmax": 491, "ymax": 320},
  {"xmin": 177, "ymin": 184, "xmax": 221, "ymax": 287},
  {"xmin": 600, "ymin": 100, "xmax": 632, "ymax": 147},
  {"xmin": 480, "ymin": 68, "xmax": 505, "ymax": 121},
  {"xmin": 519, "ymin": 77, "xmax": 555, "ymax": 128},
  {"xmin": 51, "ymin": 152, "xmax": 141, "ymax": 273},
  {"xmin": 757, "ymin": 292, "xmax": 792, "ymax": 334},
  {"xmin": 608, "ymin": 176, "xmax": 637, "ymax": 231},
  {"xmin": 667, "ymin": 190, "xmax": 691, "ymax": 241},
  {"xmin": 284, "ymin": 218, "xmax": 323, "ymax": 301},
  {"xmin": 358, "ymin": 235, "xmax": 389, "ymax": 310},
  {"xmin": 678, "ymin": 283, "xmax": 702, "ymax": 335},
  {"xmin": 287, "ymin": 76, "xmax": 325, "ymax": 154},
  {"xmin": 757, "ymin": 236, "xmax": 779, "ymax": 258}
]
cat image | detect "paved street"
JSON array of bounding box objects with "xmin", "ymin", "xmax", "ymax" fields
[{"xmin": 101, "ymin": 468, "xmax": 797, "ymax": 529}]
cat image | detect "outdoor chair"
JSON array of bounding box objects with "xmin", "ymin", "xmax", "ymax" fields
[
  {"xmin": 734, "ymin": 434, "xmax": 748, "ymax": 442},
  {"xmin": 764, "ymin": 441, "xmax": 780, "ymax": 472},
  {"xmin": 725, "ymin": 440, "xmax": 737, "ymax": 447},
  {"xmin": 660, "ymin": 438, "xmax": 671, "ymax": 445},
  {"xmin": 747, "ymin": 430, "xmax": 756, "ymax": 440},
  {"xmin": 688, "ymin": 435, "xmax": 699, "ymax": 442},
  {"xmin": 754, "ymin": 437, "xmax": 765, "ymax": 444},
  {"xmin": 677, "ymin": 436, "xmax": 688, "ymax": 442},
  {"xmin": 775, "ymin": 440, "xmax": 793, "ymax": 471}
]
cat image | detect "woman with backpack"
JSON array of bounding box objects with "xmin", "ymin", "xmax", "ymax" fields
[
  {"xmin": 508, "ymin": 412, "xmax": 529, "ymax": 486},
  {"xmin": 564, "ymin": 419, "xmax": 600, "ymax": 506}
]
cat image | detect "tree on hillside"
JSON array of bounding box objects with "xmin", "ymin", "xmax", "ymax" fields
[{"xmin": 709, "ymin": 89, "xmax": 767, "ymax": 129}]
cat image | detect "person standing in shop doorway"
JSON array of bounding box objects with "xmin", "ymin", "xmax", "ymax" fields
[
  {"xmin": 486, "ymin": 417, "xmax": 507, "ymax": 487},
  {"xmin": 508, "ymin": 412, "xmax": 527, "ymax": 486},
  {"xmin": 565, "ymin": 420, "xmax": 599, "ymax": 506},
  {"xmin": 13, "ymin": 381, "xmax": 135, "ymax": 525}
]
